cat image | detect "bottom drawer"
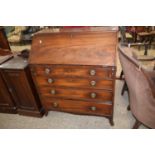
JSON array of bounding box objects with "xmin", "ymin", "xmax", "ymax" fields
[{"xmin": 43, "ymin": 99, "xmax": 113, "ymax": 116}]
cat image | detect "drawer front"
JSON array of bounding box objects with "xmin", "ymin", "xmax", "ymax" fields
[
  {"xmin": 30, "ymin": 65, "xmax": 115, "ymax": 79},
  {"xmin": 39, "ymin": 87, "xmax": 113, "ymax": 102},
  {"xmin": 35, "ymin": 76, "xmax": 113, "ymax": 90},
  {"xmin": 43, "ymin": 99, "xmax": 112, "ymax": 116}
]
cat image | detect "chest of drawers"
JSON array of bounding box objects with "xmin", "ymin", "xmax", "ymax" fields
[{"xmin": 29, "ymin": 27, "xmax": 118, "ymax": 125}]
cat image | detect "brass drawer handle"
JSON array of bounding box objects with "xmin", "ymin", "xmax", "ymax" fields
[
  {"xmin": 90, "ymin": 92, "xmax": 96, "ymax": 99},
  {"xmin": 53, "ymin": 102, "xmax": 58, "ymax": 108},
  {"xmin": 91, "ymin": 106, "xmax": 97, "ymax": 111},
  {"xmin": 45, "ymin": 68, "xmax": 50, "ymax": 74},
  {"xmin": 90, "ymin": 80, "xmax": 96, "ymax": 86},
  {"xmin": 48, "ymin": 78, "xmax": 54, "ymax": 83},
  {"xmin": 50, "ymin": 89, "xmax": 56, "ymax": 95},
  {"xmin": 90, "ymin": 69, "xmax": 96, "ymax": 76}
]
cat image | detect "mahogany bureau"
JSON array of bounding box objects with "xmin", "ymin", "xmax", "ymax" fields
[{"xmin": 29, "ymin": 27, "xmax": 118, "ymax": 125}]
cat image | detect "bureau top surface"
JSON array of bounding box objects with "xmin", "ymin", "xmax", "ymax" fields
[
  {"xmin": 0, "ymin": 55, "xmax": 28, "ymax": 69},
  {"xmin": 29, "ymin": 27, "xmax": 118, "ymax": 66},
  {"xmin": 36, "ymin": 26, "xmax": 118, "ymax": 34}
]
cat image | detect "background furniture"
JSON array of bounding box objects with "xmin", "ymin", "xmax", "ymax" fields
[
  {"xmin": 0, "ymin": 27, "xmax": 12, "ymax": 56},
  {"xmin": 0, "ymin": 58, "xmax": 17, "ymax": 113},
  {"xmin": 29, "ymin": 26, "xmax": 118, "ymax": 125},
  {"xmin": 0, "ymin": 28, "xmax": 17, "ymax": 113},
  {"xmin": 0, "ymin": 55, "xmax": 44, "ymax": 117},
  {"xmin": 0, "ymin": 27, "xmax": 10, "ymax": 50},
  {"xmin": 0, "ymin": 26, "xmax": 43, "ymax": 117},
  {"xmin": 119, "ymin": 26, "xmax": 150, "ymax": 96},
  {"xmin": 119, "ymin": 46, "xmax": 155, "ymax": 128}
]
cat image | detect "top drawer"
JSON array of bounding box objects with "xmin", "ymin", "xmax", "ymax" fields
[{"xmin": 30, "ymin": 65, "xmax": 115, "ymax": 79}]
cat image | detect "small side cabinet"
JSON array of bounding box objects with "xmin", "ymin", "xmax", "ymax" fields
[
  {"xmin": 0, "ymin": 56, "xmax": 44, "ymax": 117},
  {"xmin": 0, "ymin": 71, "xmax": 16, "ymax": 113}
]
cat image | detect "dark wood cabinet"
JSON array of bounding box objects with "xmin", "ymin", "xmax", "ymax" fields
[
  {"xmin": 0, "ymin": 71, "xmax": 16, "ymax": 113},
  {"xmin": 30, "ymin": 27, "xmax": 118, "ymax": 125},
  {"xmin": 0, "ymin": 56, "xmax": 44, "ymax": 117}
]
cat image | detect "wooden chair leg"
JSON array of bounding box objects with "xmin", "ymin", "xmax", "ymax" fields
[
  {"xmin": 127, "ymin": 105, "xmax": 130, "ymax": 111},
  {"xmin": 109, "ymin": 118, "xmax": 114, "ymax": 126},
  {"xmin": 144, "ymin": 44, "xmax": 148, "ymax": 55},
  {"xmin": 132, "ymin": 120, "xmax": 141, "ymax": 129},
  {"xmin": 120, "ymin": 70, "xmax": 124, "ymax": 79},
  {"xmin": 121, "ymin": 81, "xmax": 128, "ymax": 96}
]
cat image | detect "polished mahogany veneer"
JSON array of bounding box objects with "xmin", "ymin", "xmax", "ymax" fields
[{"xmin": 29, "ymin": 27, "xmax": 118, "ymax": 125}]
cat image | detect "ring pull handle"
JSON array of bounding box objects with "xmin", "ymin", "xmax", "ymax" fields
[
  {"xmin": 50, "ymin": 89, "xmax": 56, "ymax": 95},
  {"xmin": 90, "ymin": 92, "xmax": 96, "ymax": 99},
  {"xmin": 91, "ymin": 106, "xmax": 96, "ymax": 111},
  {"xmin": 45, "ymin": 68, "xmax": 51, "ymax": 74},
  {"xmin": 90, "ymin": 80, "xmax": 96, "ymax": 86},
  {"xmin": 90, "ymin": 69, "xmax": 96, "ymax": 76},
  {"xmin": 48, "ymin": 78, "xmax": 54, "ymax": 83},
  {"xmin": 53, "ymin": 102, "xmax": 58, "ymax": 108}
]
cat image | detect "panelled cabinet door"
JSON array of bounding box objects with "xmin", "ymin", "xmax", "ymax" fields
[
  {"xmin": 2, "ymin": 70, "xmax": 38, "ymax": 111},
  {"xmin": 0, "ymin": 73, "xmax": 15, "ymax": 108}
]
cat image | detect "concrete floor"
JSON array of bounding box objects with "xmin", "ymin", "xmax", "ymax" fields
[{"xmin": 0, "ymin": 44, "xmax": 153, "ymax": 129}]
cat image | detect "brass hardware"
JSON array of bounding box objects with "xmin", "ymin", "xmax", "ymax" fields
[
  {"xmin": 90, "ymin": 69, "xmax": 96, "ymax": 76},
  {"xmin": 45, "ymin": 68, "xmax": 50, "ymax": 74},
  {"xmin": 48, "ymin": 78, "xmax": 54, "ymax": 83},
  {"xmin": 50, "ymin": 89, "xmax": 56, "ymax": 95},
  {"xmin": 91, "ymin": 106, "xmax": 96, "ymax": 111},
  {"xmin": 53, "ymin": 102, "xmax": 58, "ymax": 108},
  {"xmin": 90, "ymin": 80, "xmax": 96, "ymax": 86},
  {"xmin": 90, "ymin": 92, "xmax": 96, "ymax": 99}
]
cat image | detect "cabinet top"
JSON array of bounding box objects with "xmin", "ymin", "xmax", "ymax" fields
[
  {"xmin": 0, "ymin": 55, "xmax": 13, "ymax": 65},
  {"xmin": 0, "ymin": 56, "xmax": 28, "ymax": 69},
  {"xmin": 30, "ymin": 27, "xmax": 118, "ymax": 66}
]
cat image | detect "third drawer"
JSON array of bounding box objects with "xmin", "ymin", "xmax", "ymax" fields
[{"xmin": 39, "ymin": 87, "xmax": 113, "ymax": 102}]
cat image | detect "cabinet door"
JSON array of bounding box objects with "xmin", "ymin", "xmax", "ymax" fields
[
  {"xmin": 0, "ymin": 73, "xmax": 15, "ymax": 108},
  {"xmin": 2, "ymin": 70, "xmax": 38, "ymax": 111}
]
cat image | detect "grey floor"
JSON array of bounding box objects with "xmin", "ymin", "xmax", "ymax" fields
[{"xmin": 0, "ymin": 80, "xmax": 146, "ymax": 129}]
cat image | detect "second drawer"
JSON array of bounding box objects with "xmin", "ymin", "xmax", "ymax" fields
[{"xmin": 35, "ymin": 76, "xmax": 113, "ymax": 90}]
